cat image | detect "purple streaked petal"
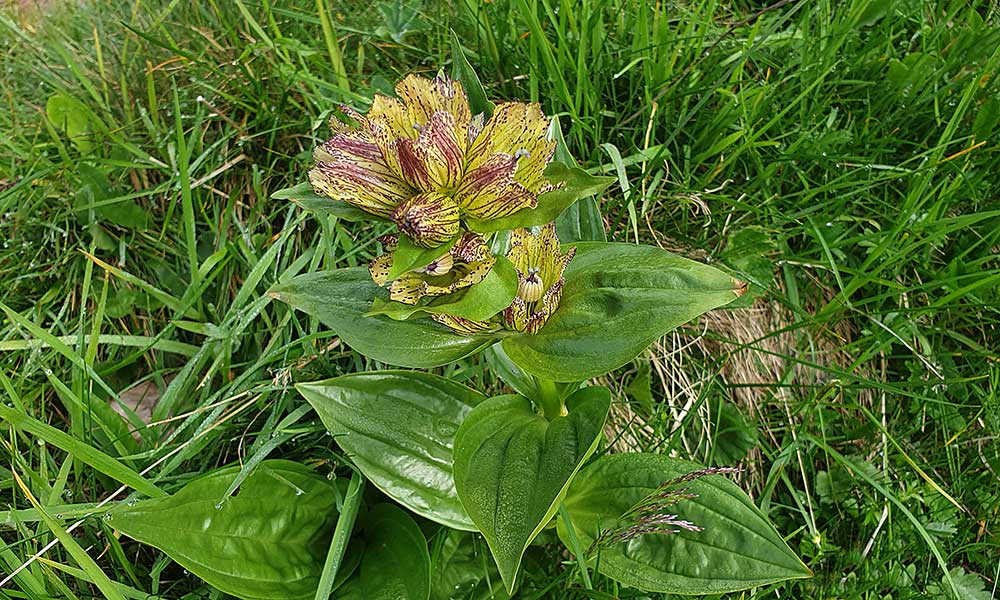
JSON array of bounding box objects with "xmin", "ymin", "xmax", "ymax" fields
[
  {"xmin": 454, "ymin": 153, "xmax": 536, "ymax": 219},
  {"xmin": 309, "ymin": 160, "xmax": 409, "ymax": 218}
]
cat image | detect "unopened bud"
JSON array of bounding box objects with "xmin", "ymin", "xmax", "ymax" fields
[
  {"xmin": 518, "ymin": 267, "xmax": 545, "ymax": 302},
  {"xmin": 417, "ymin": 252, "xmax": 454, "ymax": 276},
  {"xmin": 390, "ymin": 192, "xmax": 460, "ymax": 248}
]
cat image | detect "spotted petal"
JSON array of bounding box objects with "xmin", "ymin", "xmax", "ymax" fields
[
  {"xmin": 432, "ymin": 314, "xmax": 501, "ymax": 335},
  {"xmin": 453, "ymin": 153, "xmax": 536, "ymax": 220},
  {"xmin": 396, "ymin": 74, "xmax": 472, "ymax": 135},
  {"xmin": 309, "ymin": 150, "xmax": 410, "ymax": 219},
  {"xmin": 396, "ymin": 111, "xmax": 465, "ymax": 191},
  {"xmin": 467, "ymin": 103, "xmax": 556, "ymax": 193},
  {"xmin": 502, "ymin": 225, "xmax": 574, "ymax": 333},
  {"xmin": 367, "ymin": 94, "xmax": 414, "ymax": 142},
  {"xmin": 390, "ymin": 192, "xmax": 461, "ymax": 248},
  {"xmin": 387, "ymin": 233, "xmax": 496, "ymax": 304}
]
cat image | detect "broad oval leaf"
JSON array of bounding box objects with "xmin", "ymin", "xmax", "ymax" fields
[
  {"xmin": 557, "ymin": 453, "xmax": 812, "ymax": 594},
  {"xmin": 268, "ymin": 268, "xmax": 497, "ymax": 368},
  {"xmin": 336, "ymin": 504, "xmax": 431, "ymax": 600},
  {"xmin": 431, "ymin": 530, "xmax": 509, "ymax": 600},
  {"xmin": 47, "ymin": 93, "xmax": 94, "ymax": 154},
  {"xmin": 453, "ymin": 386, "xmax": 611, "ymax": 592},
  {"xmin": 503, "ymin": 242, "xmax": 745, "ymax": 381},
  {"xmin": 110, "ymin": 460, "xmax": 344, "ymax": 600},
  {"xmin": 297, "ymin": 371, "xmax": 483, "ymax": 530},
  {"xmin": 465, "ymin": 162, "xmax": 615, "ymax": 233}
]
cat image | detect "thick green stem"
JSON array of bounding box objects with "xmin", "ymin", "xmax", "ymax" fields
[{"xmin": 535, "ymin": 377, "xmax": 565, "ymax": 420}]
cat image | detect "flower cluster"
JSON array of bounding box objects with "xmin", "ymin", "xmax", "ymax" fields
[{"xmin": 310, "ymin": 74, "xmax": 574, "ymax": 335}]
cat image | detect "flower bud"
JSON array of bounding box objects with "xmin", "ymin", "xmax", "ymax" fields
[
  {"xmin": 390, "ymin": 192, "xmax": 460, "ymax": 248},
  {"xmin": 518, "ymin": 267, "xmax": 545, "ymax": 302},
  {"xmin": 417, "ymin": 252, "xmax": 454, "ymax": 276}
]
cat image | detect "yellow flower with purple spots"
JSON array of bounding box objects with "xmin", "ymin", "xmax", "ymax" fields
[
  {"xmin": 368, "ymin": 232, "xmax": 496, "ymax": 305},
  {"xmin": 422, "ymin": 224, "xmax": 575, "ymax": 335},
  {"xmin": 503, "ymin": 224, "xmax": 575, "ymax": 334},
  {"xmin": 309, "ymin": 74, "xmax": 557, "ymax": 248}
]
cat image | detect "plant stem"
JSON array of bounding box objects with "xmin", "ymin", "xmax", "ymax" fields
[{"xmin": 535, "ymin": 377, "xmax": 565, "ymax": 420}]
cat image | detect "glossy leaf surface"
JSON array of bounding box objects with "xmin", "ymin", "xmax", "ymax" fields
[
  {"xmin": 431, "ymin": 530, "xmax": 509, "ymax": 600},
  {"xmin": 504, "ymin": 242, "xmax": 744, "ymax": 381},
  {"xmin": 110, "ymin": 461, "xmax": 341, "ymax": 600},
  {"xmin": 557, "ymin": 453, "xmax": 812, "ymax": 594},
  {"xmin": 336, "ymin": 504, "xmax": 431, "ymax": 600},
  {"xmin": 297, "ymin": 372, "xmax": 483, "ymax": 530},
  {"xmin": 269, "ymin": 269, "xmax": 496, "ymax": 368},
  {"xmin": 453, "ymin": 387, "xmax": 611, "ymax": 592}
]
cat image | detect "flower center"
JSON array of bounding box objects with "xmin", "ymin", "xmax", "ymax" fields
[{"xmin": 519, "ymin": 266, "xmax": 545, "ymax": 302}]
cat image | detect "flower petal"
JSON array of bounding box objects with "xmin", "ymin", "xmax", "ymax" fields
[
  {"xmin": 502, "ymin": 226, "xmax": 573, "ymax": 333},
  {"xmin": 395, "ymin": 111, "xmax": 465, "ymax": 191},
  {"xmin": 386, "ymin": 233, "xmax": 495, "ymax": 303},
  {"xmin": 468, "ymin": 102, "xmax": 556, "ymax": 193},
  {"xmin": 367, "ymin": 93, "xmax": 415, "ymax": 141},
  {"xmin": 389, "ymin": 192, "xmax": 461, "ymax": 248},
  {"xmin": 431, "ymin": 314, "xmax": 501, "ymax": 335},
  {"xmin": 368, "ymin": 254, "xmax": 393, "ymax": 286},
  {"xmin": 453, "ymin": 153, "xmax": 536, "ymax": 220},
  {"xmin": 396, "ymin": 74, "xmax": 472, "ymax": 132},
  {"xmin": 368, "ymin": 234, "xmax": 400, "ymax": 286},
  {"xmin": 308, "ymin": 156, "xmax": 410, "ymax": 218}
]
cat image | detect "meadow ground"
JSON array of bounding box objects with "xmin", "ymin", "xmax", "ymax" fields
[{"xmin": 1, "ymin": 0, "xmax": 999, "ymax": 598}]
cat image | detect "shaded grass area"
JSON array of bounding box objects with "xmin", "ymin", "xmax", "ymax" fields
[{"xmin": 1, "ymin": 0, "xmax": 998, "ymax": 597}]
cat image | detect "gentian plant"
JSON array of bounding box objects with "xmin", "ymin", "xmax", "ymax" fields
[{"xmin": 107, "ymin": 51, "xmax": 810, "ymax": 599}]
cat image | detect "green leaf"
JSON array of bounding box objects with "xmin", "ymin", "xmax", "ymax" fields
[
  {"xmin": 973, "ymin": 97, "xmax": 1000, "ymax": 142},
  {"xmin": 483, "ymin": 344, "xmax": 579, "ymax": 406},
  {"xmin": 296, "ymin": 371, "xmax": 485, "ymax": 530},
  {"xmin": 110, "ymin": 461, "xmax": 344, "ymax": 600},
  {"xmin": 453, "ymin": 387, "xmax": 611, "ymax": 592},
  {"xmin": 315, "ymin": 472, "xmax": 366, "ymax": 600},
  {"xmin": 465, "ymin": 162, "xmax": 615, "ymax": 234},
  {"xmin": 625, "ymin": 361, "xmax": 653, "ymax": 413},
  {"xmin": 268, "ymin": 268, "xmax": 497, "ymax": 368},
  {"xmin": 431, "ymin": 530, "xmax": 509, "ymax": 600},
  {"xmin": 47, "ymin": 93, "xmax": 93, "ymax": 154},
  {"xmin": 503, "ymin": 242, "xmax": 744, "ymax": 381},
  {"xmin": 548, "ymin": 116, "xmax": 606, "ymax": 243},
  {"xmin": 336, "ymin": 504, "xmax": 430, "ymax": 600},
  {"xmin": 387, "ymin": 234, "xmax": 460, "ymax": 281},
  {"xmin": 557, "ymin": 453, "xmax": 811, "ymax": 594},
  {"xmin": 272, "ymin": 182, "xmax": 377, "ymax": 222},
  {"xmin": 74, "ymin": 164, "xmax": 149, "ymax": 230},
  {"xmin": 366, "ymin": 256, "xmax": 518, "ymax": 322},
  {"xmin": 928, "ymin": 567, "xmax": 992, "ymax": 600},
  {"xmin": 450, "ymin": 30, "xmax": 495, "ymax": 119}
]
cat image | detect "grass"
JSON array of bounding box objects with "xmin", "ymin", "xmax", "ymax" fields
[{"xmin": 1, "ymin": 0, "xmax": 999, "ymax": 597}]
